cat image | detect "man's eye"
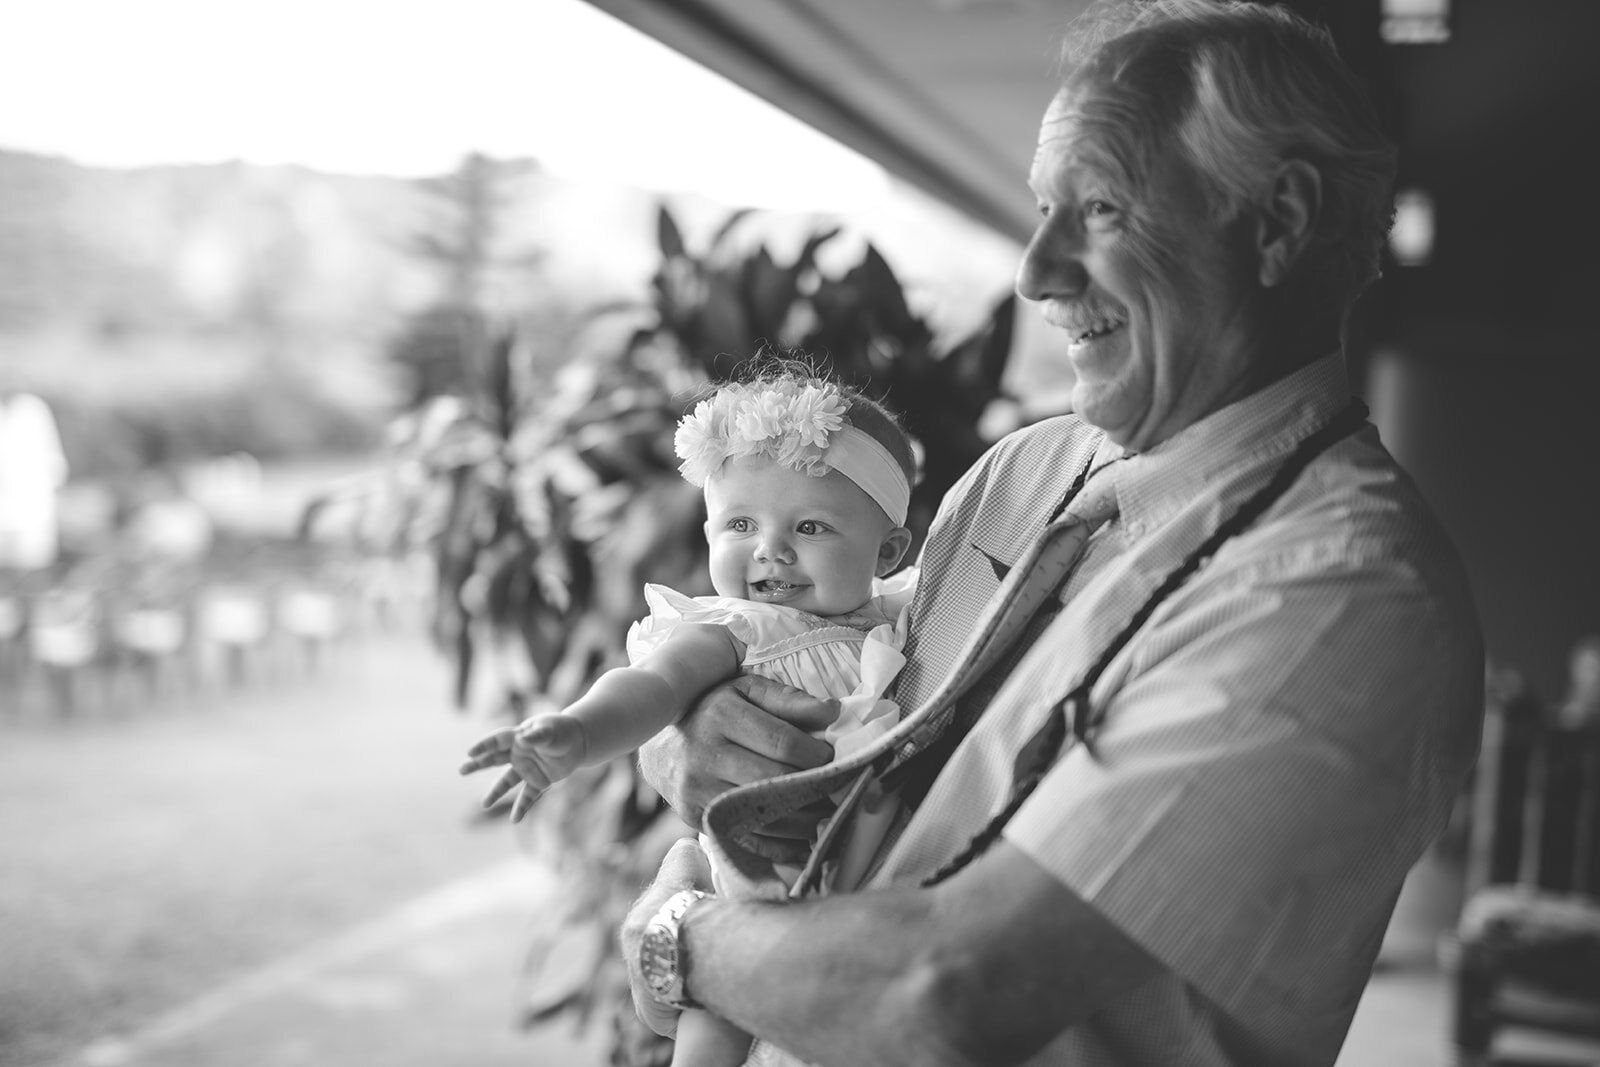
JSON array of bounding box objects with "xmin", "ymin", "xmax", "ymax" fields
[
  {"xmin": 1084, "ymin": 199, "xmax": 1117, "ymax": 217},
  {"xmin": 1036, "ymin": 202, "xmax": 1051, "ymax": 219}
]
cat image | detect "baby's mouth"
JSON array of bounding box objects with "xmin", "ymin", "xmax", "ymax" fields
[{"xmin": 752, "ymin": 579, "xmax": 804, "ymax": 597}]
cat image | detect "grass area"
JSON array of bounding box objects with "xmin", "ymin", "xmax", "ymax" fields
[{"xmin": 0, "ymin": 631, "xmax": 524, "ymax": 1067}]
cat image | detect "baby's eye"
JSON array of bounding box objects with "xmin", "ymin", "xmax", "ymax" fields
[
  {"xmin": 796, "ymin": 520, "xmax": 827, "ymax": 535},
  {"xmin": 727, "ymin": 518, "xmax": 752, "ymax": 533}
]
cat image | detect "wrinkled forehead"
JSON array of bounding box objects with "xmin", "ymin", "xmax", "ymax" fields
[{"xmin": 1031, "ymin": 80, "xmax": 1142, "ymax": 190}]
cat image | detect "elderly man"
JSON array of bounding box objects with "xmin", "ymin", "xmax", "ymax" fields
[{"xmin": 623, "ymin": 2, "xmax": 1484, "ymax": 1065}]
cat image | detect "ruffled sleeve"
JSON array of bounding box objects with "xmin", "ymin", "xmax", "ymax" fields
[{"xmin": 625, "ymin": 583, "xmax": 820, "ymax": 666}]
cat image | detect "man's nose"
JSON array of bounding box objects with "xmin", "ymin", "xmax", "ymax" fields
[{"xmin": 1015, "ymin": 214, "xmax": 1090, "ymax": 303}]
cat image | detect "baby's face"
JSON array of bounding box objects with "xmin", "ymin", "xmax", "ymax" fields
[{"xmin": 703, "ymin": 456, "xmax": 895, "ymax": 617}]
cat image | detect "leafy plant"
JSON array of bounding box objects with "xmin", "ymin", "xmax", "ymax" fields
[{"xmin": 341, "ymin": 200, "xmax": 1021, "ymax": 1065}]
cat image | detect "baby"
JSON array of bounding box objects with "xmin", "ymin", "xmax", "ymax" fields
[{"xmin": 460, "ymin": 368, "xmax": 918, "ymax": 1067}]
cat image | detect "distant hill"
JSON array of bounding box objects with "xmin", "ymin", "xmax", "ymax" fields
[
  {"xmin": 0, "ymin": 147, "xmax": 1043, "ymax": 478},
  {"xmin": 0, "ymin": 149, "xmax": 453, "ymax": 338},
  {"xmin": 0, "ymin": 145, "xmax": 1023, "ymax": 354}
]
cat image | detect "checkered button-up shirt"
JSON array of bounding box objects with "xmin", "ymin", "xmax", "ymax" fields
[{"xmin": 748, "ymin": 355, "xmax": 1484, "ymax": 1067}]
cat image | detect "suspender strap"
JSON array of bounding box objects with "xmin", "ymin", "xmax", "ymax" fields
[{"xmin": 920, "ymin": 399, "xmax": 1370, "ymax": 887}]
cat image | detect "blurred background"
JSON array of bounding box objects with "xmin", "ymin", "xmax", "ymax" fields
[{"xmin": 2, "ymin": 1, "xmax": 1597, "ymax": 1065}]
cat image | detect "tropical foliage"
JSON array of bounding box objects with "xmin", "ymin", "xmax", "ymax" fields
[{"xmin": 341, "ymin": 200, "xmax": 1020, "ymax": 1064}]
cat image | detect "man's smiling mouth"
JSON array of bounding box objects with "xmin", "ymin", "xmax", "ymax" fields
[
  {"xmin": 1071, "ymin": 321, "xmax": 1125, "ymax": 344},
  {"xmin": 1042, "ymin": 303, "xmax": 1127, "ymax": 345}
]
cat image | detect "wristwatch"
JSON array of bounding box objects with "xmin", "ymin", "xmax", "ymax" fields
[{"xmin": 638, "ymin": 889, "xmax": 709, "ymax": 1010}]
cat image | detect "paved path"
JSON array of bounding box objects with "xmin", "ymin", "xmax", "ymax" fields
[
  {"xmin": 61, "ymin": 862, "xmax": 607, "ymax": 1067},
  {"xmin": 7, "ymin": 628, "xmax": 1597, "ymax": 1067}
]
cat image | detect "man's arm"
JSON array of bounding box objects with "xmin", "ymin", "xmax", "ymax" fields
[{"xmin": 624, "ymin": 836, "xmax": 1160, "ymax": 1067}]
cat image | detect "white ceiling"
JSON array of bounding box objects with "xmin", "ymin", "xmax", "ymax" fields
[{"xmin": 581, "ymin": 0, "xmax": 1094, "ymax": 240}]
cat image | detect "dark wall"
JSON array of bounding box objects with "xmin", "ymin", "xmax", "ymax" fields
[
  {"xmin": 1368, "ymin": 335, "xmax": 1599, "ymax": 703},
  {"xmin": 1285, "ymin": 0, "xmax": 1600, "ymax": 700}
]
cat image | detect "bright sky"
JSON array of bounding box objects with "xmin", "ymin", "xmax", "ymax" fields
[{"xmin": 0, "ymin": 0, "xmax": 891, "ymax": 211}]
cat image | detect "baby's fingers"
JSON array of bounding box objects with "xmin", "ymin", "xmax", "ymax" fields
[
  {"xmin": 459, "ymin": 731, "xmax": 514, "ymax": 775},
  {"xmin": 480, "ymin": 768, "xmax": 522, "ymax": 810},
  {"xmin": 510, "ymin": 782, "xmax": 544, "ymax": 823},
  {"xmin": 458, "ymin": 749, "xmax": 511, "ymax": 775}
]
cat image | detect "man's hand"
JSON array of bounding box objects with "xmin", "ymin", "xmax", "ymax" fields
[
  {"xmin": 637, "ymin": 675, "xmax": 836, "ymax": 863},
  {"xmin": 621, "ymin": 836, "xmax": 717, "ymax": 1038}
]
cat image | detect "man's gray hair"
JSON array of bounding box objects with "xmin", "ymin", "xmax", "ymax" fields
[{"xmin": 1065, "ymin": 0, "xmax": 1397, "ymax": 313}]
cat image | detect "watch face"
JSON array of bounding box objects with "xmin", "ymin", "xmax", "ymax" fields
[{"xmin": 641, "ymin": 925, "xmax": 679, "ymax": 999}]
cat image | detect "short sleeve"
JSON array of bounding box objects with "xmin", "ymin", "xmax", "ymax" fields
[{"xmin": 1004, "ymin": 555, "xmax": 1482, "ymax": 1015}]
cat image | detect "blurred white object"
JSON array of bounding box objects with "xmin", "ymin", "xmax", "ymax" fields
[
  {"xmin": 1381, "ymin": 0, "xmax": 1450, "ymax": 43},
  {"xmin": 198, "ymin": 588, "xmax": 269, "ymax": 646},
  {"xmin": 1389, "ymin": 188, "xmax": 1436, "ymax": 267},
  {"xmin": 0, "ymin": 392, "xmax": 69, "ymax": 569},
  {"xmin": 127, "ymin": 498, "xmax": 214, "ymax": 560},
  {"xmin": 114, "ymin": 607, "xmax": 187, "ymax": 656},
  {"xmin": 28, "ymin": 590, "xmax": 97, "ymax": 666},
  {"xmin": 278, "ymin": 589, "xmax": 343, "ymax": 640}
]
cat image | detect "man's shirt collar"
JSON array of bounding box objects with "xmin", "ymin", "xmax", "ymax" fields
[{"xmin": 1101, "ymin": 353, "xmax": 1352, "ymax": 536}]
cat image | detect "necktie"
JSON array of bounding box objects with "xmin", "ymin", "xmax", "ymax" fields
[{"xmin": 702, "ymin": 459, "xmax": 1121, "ymax": 894}]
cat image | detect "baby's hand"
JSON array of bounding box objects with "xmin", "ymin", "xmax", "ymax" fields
[
  {"xmin": 459, "ymin": 715, "xmax": 589, "ymax": 822},
  {"xmin": 504, "ymin": 715, "xmax": 588, "ymax": 819},
  {"xmin": 459, "ymin": 726, "xmax": 526, "ymax": 817}
]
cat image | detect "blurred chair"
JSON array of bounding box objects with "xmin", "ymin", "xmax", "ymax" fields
[
  {"xmin": 1449, "ymin": 672, "xmax": 1600, "ymax": 1065},
  {"xmin": 196, "ymin": 583, "xmax": 271, "ymax": 687},
  {"xmin": 26, "ymin": 587, "xmax": 103, "ymax": 716}
]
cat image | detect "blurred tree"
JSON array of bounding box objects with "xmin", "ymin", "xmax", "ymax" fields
[{"xmin": 388, "ymin": 154, "xmax": 546, "ymax": 407}]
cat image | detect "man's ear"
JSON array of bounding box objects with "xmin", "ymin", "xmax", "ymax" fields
[
  {"xmin": 1256, "ymin": 159, "xmax": 1322, "ymax": 288},
  {"xmin": 876, "ymin": 526, "xmax": 914, "ymax": 576}
]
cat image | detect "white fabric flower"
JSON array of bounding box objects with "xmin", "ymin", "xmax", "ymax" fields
[
  {"xmin": 673, "ymin": 399, "xmax": 723, "ymax": 486},
  {"xmin": 673, "ymin": 378, "xmax": 852, "ymax": 485},
  {"xmin": 789, "ymin": 385, "xmax": 847, "ymax": 448}
]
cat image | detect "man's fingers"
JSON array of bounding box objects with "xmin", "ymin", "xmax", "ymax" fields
[
  {"xmin": 734, "ymin": 675, "xmax": 841, "ymax": 733},
  {"xmin": 722, "ymin": 678, "xmax": 834, "ymax": 770},
  {"xmin": 742, "ymin": 832, "xmax": 814, "ymax": 867},
  {"xmin": 756, "ymin": 803, "xmax": 832, "ymax": 841},
  {"xmin": 657, "ymin": 835, "xmax": 715, "ymax": 888}
]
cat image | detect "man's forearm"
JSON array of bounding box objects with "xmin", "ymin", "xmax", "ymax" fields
[
  {"xmin": 682, "ymin": 889, "xmax": 974, "ymax": 1067},
  {"xmin": 627, "ymin": 840, "xmax": 1158, "ymax": 1066}
]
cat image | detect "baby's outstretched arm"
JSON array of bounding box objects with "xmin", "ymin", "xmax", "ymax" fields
[{"xmin": 460, "ymin": 622, "xmax": 745, "ymax": 820}]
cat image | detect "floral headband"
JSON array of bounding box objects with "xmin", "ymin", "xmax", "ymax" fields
[{"xmin": 673, "ymin": 379, "xmax": 911, "ymax": 526}]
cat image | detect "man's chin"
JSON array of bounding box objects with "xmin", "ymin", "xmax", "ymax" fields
[{"xmin": 1071, "ymin": 386, "xmax": 1146, "ymax": 450}]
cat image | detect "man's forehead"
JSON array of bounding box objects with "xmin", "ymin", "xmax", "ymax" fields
[{"xmin": 1031, "ymin": 87, "xmax": 1116, "ymax": 174}]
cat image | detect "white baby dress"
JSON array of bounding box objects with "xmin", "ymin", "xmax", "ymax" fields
[{"xmin": 625, "ymin": 568, "xmax": 918, "ymax": 890}]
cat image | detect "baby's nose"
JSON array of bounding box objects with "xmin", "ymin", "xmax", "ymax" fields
[{"xmin": 755, "ymin": 534, "xmax": 795, "ymax": 564}]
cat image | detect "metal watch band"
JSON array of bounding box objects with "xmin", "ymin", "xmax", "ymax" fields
[{"xmin": 639, "ymin": 888, "xmax": 708, "ymax": 1010}]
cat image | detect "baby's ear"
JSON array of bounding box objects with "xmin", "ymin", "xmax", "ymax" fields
[{"xmin": 876, "ymin": 526, "xmax": 914, "ymax": 576}]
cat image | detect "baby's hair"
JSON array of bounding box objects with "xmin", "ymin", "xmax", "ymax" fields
[{"xmin": 718, "ymin": 349, "xmax": 918, "ymax": 488}]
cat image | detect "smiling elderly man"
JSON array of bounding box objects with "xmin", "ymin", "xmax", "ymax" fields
[{"xmin": 623, "ymin": 2, "xmax": 1484, "ymax": 1065}]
